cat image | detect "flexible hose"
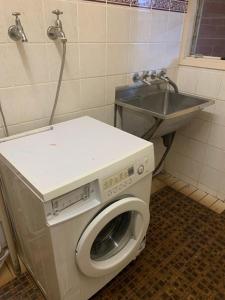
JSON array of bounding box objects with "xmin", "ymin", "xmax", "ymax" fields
[
  {"xmin": 49, "ymin": 40, "xmax": 67, "ymax": 125},
  {"xmin": 0, "ymin": 102, "xmax": 9, "ymax": 137},
  {"xmin": 153, "ymin": 132, "xmax": 176, "ymax": 176}
]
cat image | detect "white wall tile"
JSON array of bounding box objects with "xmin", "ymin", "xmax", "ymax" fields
[
  {"xmin": 80, "ymin": 43, "xmax": 106, "ymax": 78},
  {"xmin": 129, "ymin": 9, "xmax": 151, "ymax": 43},
  {"xmin": 166, "ymin": 12, "xmax": 184, "ymax": 43},
  {"xmin": 107, "ymin": 43, "xmax": 129, "ymax": 75},
  {"xmin": 217, "ymin": 73, "xmax": 225, "ymax": 101},
  {"xmin": 80, "ymin": 77, "xmax": 106, "ymax": 110},
  {"xmin": 212, "ymin": 100, "xmax": 225, "ymax": 126},
  {"xmin": 51, "ymin": 80, "xmax": 82, "ymax": 116},
  {"xmin": 104, "ymin": 104, "xmax": 114, "ymax": 126},
  {"xmin": 82, "ymin": 106, "xmax": 108, "ymax": 124},
  {"xmin": 78, "ymin": 2, "xmax": 106, "ymax": 43},
  {"xmin": 128, "ymin": 43, "xmax": 150, "ymax": 73},
  {"xmin": 106, "ymin": 75, "xmax": 127, "ymax": 105},
  {"xmin": 8, "ymin": 118, "xmax": 49, "ymax": 136},
  {"xmin": 198, "ymin": 166, "xmax": 221, "ymax": 196},
  {"xmin": 177, "ymin": 67, "xmax": 198, "ymax": 94},
  {"xmin": 172, "ymin": 134, "xmax": 207, "ymax": 163},
  {"xmin": 164, "ymin": 42, "xmax": 180, "ymax": 68},
  {"xmin": 107, "ymin": 6, "xmax": 130, "ymax": 43},
  {"xmin": 204, "ymin": 144, "xmax": 225, "ymax": 172},
  {"xmin": 195, "ymin": 69, "xmax": 223, "ymax": 99},
  {"xmin": 0, "ymin": 8, "xmax": 7, "ymax": 43},
  {"xmin": 150, "ymin": 10, "xmax": 168, "ymax": 43},
  {"xmin": 165, "ymin": 151, "xmax": 202, "ymax": 182},
  {"xmin": 208, "ymin": 123, "xmax": 225, "ymax": 150},
  {"xmin": 181, "ymin": 118, "xmax": 211, "ymax": 143},
  {"xmin": 47, "ymin": 43, "xmax": 79, "ymax": 81},
  {"xmin": 0, "ymin": 43, "xmax": 49, "ymax": 88},
  {"xmin": 0, "ymin": 84, "xmax": 52, "ymax": 125},
  {"xmin": 148, "ymin": 42, "xmax": 166, "ymax": 70}
]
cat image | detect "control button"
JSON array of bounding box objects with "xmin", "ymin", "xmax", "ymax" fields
[
  {"xmin": 113, "ymin": 187, "xmax": 117, "ymax": 194},
  {"xmin": 128, "ymin": 178, "xmax": 132, "ymax": 184},
  {"xmin": 137, "ymin": 164, "xmax": 144, "ymax": 175},
  {"xmin": 107, "ymin": 191, "xmax": 112, "ymax": 197}
]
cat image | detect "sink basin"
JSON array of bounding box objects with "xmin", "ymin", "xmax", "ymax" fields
[{"xmin": 115, "ymin": 84, "xmax": 214, "ymax": 138}]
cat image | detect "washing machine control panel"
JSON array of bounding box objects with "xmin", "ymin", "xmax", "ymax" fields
[{"xmin": 103, "ymin": 156, "xmax": 151, "ymax": 201}]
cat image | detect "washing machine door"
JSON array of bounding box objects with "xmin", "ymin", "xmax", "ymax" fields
[{"xmin": 76, "ymin": 196, "xmax": 150, "ymax": 277}]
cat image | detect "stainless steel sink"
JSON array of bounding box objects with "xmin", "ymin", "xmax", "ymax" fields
[{"xmin": 115, "ymin": 84, "xmax": 214, "ymax": 138}]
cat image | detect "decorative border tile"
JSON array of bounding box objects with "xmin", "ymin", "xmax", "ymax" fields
[
  {"xmin": 170, "ymin": 0, "xmax": 187, "ymax": 13},
  {"xmin": 84, "ymin": 0, "xmax": 188, "ymax": 12},
  {"xmin": 151, "ymin": 0, "xmax": 170, "ymax": 11},
  {"xmin": 108, "ymin": 0, "xmax": 130, "ymax": 5},
  {"xmin": 84, "ymin": 0, "xmax": 106, "ymax": 3}
]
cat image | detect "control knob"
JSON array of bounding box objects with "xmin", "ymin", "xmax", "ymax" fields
[{"xmin": 137, "ymin": 164, "xmax": 144, "ymax": 175}]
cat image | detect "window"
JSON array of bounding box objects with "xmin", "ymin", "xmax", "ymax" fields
[{"xmin": 191, "ymin": 0, "xmax": 225, "ymax": 59}]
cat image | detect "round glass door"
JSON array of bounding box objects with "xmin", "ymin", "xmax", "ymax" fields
[
  {"xmin": 91, "ymin": 211, "xmax": 133, "ymax": 261},
  {"xmin": 76, "ymin": 197, "xmax": 150, "ymax": 277}
]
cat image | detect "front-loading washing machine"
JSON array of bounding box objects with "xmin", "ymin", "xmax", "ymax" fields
[{"xmin": 0, "ymin": 117, "xmax": 154, "ymax": 300}]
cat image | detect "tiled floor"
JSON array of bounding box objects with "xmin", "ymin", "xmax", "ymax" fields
[
  {"xmin": 156, "ymin": 172, "xmax": 225, "ymax": 214},
  {"xmin": 1, "ymin": 186, "xmax": 225, "ymax": 299}
]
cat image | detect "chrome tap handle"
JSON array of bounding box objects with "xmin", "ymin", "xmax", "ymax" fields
[
  {"xmin": 150, "ymin": 70, "xmax": 157, "ymax": 79},
  {"xmin": 12, "ymin": 12, "xmax": 21, "ymax": 18},
  {"xmin": 133, "ymin": 73, "xmax": 141, "ymax": 83},
  {"xmin": 158, "ymin": 68, "xmax": 167, "ymax": 77},
  {"xmin": 142, "ymin": 70, "xmax": 149, "ymax": 80},
  {"xmin": 52, "ymin": 9, "xmax": 63, "ymax": 19},
  {"xmin": 12, "ymin": 12, "xmax": 21, "ymax": 25}
]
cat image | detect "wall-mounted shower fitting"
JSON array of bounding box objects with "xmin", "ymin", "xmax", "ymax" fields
[
  {"xmin": 47, "ymin": 9, "xmax": 67, "ymax": 126},
  {"xmin": 8, "ymin": 12, "xmax": 28, "ymax": 42},
  {"xmin": 47, "ymin": 9, "xmax": 67, "ymax": 42}
]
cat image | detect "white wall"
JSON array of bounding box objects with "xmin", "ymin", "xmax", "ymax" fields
[
  {"xmin": 165, "ymin": 65, "xmax": 225, "ymax": 200},
  {"xmin": 0, "ymin": 1, "xmax": 184, "ymax": 136},
  {"xmin": 0, "ymin": 0, "xmax": 185, "ymax": 244}
]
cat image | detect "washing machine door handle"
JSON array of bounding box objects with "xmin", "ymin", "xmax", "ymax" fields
[{"xmin": 75, "ymin": 196, "xmax": 150, "ymax": 278}]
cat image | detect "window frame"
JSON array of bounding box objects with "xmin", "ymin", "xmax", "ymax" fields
[{"xmin": 179, "ymin": 0, "xmax": 225, "ymax": 70}]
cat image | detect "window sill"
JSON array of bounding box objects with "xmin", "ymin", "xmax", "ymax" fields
[{"xmin": 180, "ymin": 57, "xmax": 225, "ymax": 71}]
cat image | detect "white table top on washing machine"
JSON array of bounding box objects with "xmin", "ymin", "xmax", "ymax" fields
[{"xmin": 0, "ymin": 117, "xmax": 153, "ymax": 201}]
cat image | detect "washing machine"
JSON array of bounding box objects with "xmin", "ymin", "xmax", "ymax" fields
[{"xmin": 0, "ymin": 117, "xmax": 154, "ymax": 300}]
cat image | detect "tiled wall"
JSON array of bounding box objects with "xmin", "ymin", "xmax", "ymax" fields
[
  {"xmin": 0, "ymin": 0, "xmax": 185, "ymax": 137},
  {"xmin": 165, "ymin": 66, "xmax": 225, "ymax": 201}
]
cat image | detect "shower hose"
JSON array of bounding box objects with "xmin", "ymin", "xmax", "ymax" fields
[{"xmin": 49, "ymin": 40, "xmax": 67, "ymax": 125}]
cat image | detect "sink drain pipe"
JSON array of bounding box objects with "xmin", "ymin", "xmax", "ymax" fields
[
  {"xmin": 140, "ymin": 118, "xmax": 176, "ymax": 175},
  {"xmin": 153, "ymin": 131, "xmax": 176, "ymax": 176},
  {"xmin": 141, "ymin": 118, "xmax": 163, "ymax": 140}
]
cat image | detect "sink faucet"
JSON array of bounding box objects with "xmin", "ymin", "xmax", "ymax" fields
[
  {"xmin": 8, "ymin": 12, "xmax": 28, "ymax": 42},
  {"xmin": 47, "ymin": 10, "xmax": 67, "ymax": 42},
  {"xmin": 133, "ymin": 71, "xmax": 152, "ymax": 86},
  {"xmin": 157, "ymin": 69, "xmax": 179, "ymax": 93}
]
